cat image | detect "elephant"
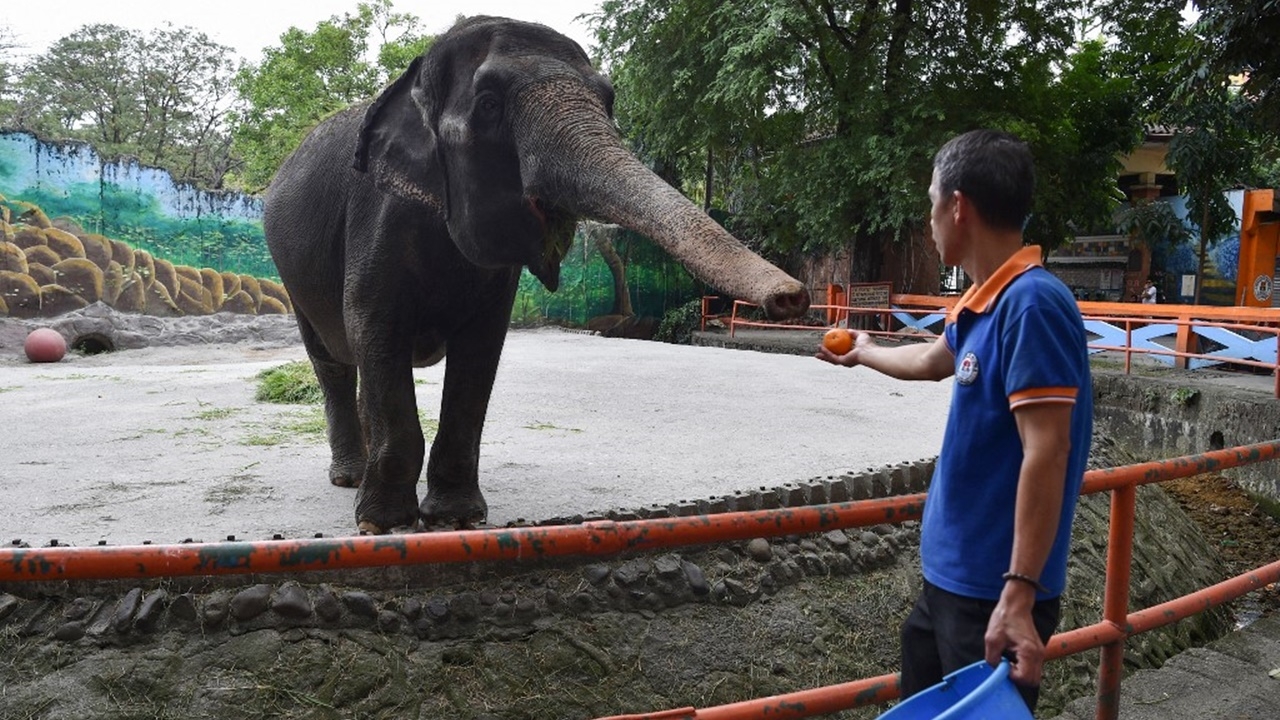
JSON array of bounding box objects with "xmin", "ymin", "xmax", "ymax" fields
[{"xmin": 263, "ymin": 16, "xmax": 810, "ymax": 534}]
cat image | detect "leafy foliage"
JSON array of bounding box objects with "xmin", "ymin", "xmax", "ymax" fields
[
  {"xmin": 4, "ymin": 24, "xmax": 242, "ymax": 189},
  {"xmin": 1186, "ymin": 0, "xmax": 1280, "ymax": 135},
  {"xmin": 591, "ymin": 1, "xmax": 1159, "ymax": 285},
  {"xmin": 1114, "ymin": 199, "xmax": 1190, "ymax": 248},
  {"xmin": 654, "ymin": 298, "xmax": 705, "ymax": 345},
  {"xmin": 1163, "ymin": 14, "xmax": 1275, "ymax": 302},
  {"xmin": 0, "ymin": 24, "xmax": 17, "ymax": 121},
  {"xmin": 230, "ymin": 0, "xmax": 433, "ymax": 189}
]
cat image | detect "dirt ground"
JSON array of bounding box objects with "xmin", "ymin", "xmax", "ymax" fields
[{"xmin": 1162, "ymin": 473, "xmax": 1280, "ymax": 621}]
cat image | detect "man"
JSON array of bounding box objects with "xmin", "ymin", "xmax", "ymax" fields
[
  {"xmin": 1142, "ymin": 279, "xmax": 1158, "ymax": 304},
  {"xmin": 817, "ymin": 129, "xmax": 1092, "ymax": 711}
]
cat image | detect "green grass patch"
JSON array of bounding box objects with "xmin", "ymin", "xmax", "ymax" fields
[
  {"xmin": 242, "ymin": 433, "xmax": 287, "ymax": 447},
  {"xmin": 421, "ymin": 413, "xmax": 439, "ymax": 443},
  {"xmin": 256, "ymin": 361, "xmax": 323, "ymax": 404},
  {"xmin": 284, "ymin": 408, "xmax": 328, "ymax": 437},
  {"xmin": 193, "ymin": 407, "xmax": 238, "ymax": 421},
  {"xmin": 0, "ymin": 386, "xmax": 18, "ymax": 393}
]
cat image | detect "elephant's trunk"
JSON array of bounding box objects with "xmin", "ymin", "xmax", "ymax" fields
[{"xmin": 514, "ymin": 81, "xmax": 810, "ymax": 321}]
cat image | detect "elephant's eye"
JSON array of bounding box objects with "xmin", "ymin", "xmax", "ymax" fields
[{"xmin": 474, "ymin": 93, "xmax": 502, "ymax": 125}]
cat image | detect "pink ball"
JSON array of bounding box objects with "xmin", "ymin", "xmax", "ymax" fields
[{"xmin": 24, "ymin": 328, "xmax": 67, "ymax": 363}]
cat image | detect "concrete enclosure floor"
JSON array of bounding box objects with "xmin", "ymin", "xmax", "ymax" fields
[{"xmin": 0, "ymin": 326, "xmax": 952, "ymax": 546}]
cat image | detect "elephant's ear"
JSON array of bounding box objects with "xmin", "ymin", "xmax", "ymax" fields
[{"xmin": 353, "ymin": 56, "xmax": 446, "ymax": 213}]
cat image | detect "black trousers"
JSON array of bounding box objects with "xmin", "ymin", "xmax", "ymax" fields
[{"xmin": 899, "ymin": 580, "xmax": 1061, "ymax": 711}]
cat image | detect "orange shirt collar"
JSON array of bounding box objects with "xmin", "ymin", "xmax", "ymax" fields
[{"xmin": 949, "ymin": 245, "xmax": 1044, "ymax": 320}]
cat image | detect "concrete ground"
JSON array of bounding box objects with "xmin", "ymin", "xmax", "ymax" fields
[
  {"xmin": 1049, "ymin": 613, "xmax": 1280, "ymax": 720},
  {"xmin": 0, "ymin": 324, "xmax": 951, "ymax": 546}
]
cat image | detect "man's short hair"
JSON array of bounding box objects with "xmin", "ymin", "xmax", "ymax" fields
[{"xmin": 933, "ymin": 130, "xmax": 1034, "ymax": 232}]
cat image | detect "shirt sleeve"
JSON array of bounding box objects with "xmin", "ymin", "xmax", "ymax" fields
[{"xmin": 1001, "ymin": 297, "xmax": 1083, "ymax": 409}]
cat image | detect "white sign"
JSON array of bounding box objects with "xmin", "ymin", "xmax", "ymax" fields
[{"xmin": 1181, "ymin": 274, "xmax": 1196, "ymax": 298}]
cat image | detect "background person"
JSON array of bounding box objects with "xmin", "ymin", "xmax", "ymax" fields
[
  {"xmin": 816, "ymin": 129, "xmax": 1093, "ymax": 712},
  {"xmin": 1142, "ymin": 279, "xmax": 1158, "ymax": 304}
]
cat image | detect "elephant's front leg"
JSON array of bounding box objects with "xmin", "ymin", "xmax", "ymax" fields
[
  {"xmin": 353, "ymin": 351, "xmax": 425, "ymax": 534},
  {"xmin": 420, "ymin": 307, "xmax": 514, "ymax": 528}
]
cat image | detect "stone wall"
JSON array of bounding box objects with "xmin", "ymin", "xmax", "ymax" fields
[{"xmin": 1092, "ymin": 370, "xmax": 1280, "ymax": 509}]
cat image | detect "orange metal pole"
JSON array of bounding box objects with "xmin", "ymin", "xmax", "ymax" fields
[
  {"xmin": 6, "ymin": 440, "xmax": 1279, "ymax": 584},
  {"xmin": 1045, "ymin": 622, "xmax": 1126, "ymax": 660},
  {"xmin": 1126, "ymin": 559, "xmax": 1280, "ymax": 637},
  {"xmin": 0, "ymin": 495, "xmax": 926, "ymax": 583},
  {"xmin": 1081, "ymin": 440, "xmax": 1280, "ymax": 495},
  {"xmin": 1095, "ymin": 484, "xmax": 1135, "ymax": 720},
  {"xmin": 622, "ymin": 558, "xmax": 1280, "ymax": 720},
  {"xmin": 1124, "ymin": 318, "xmax": 1133, "ymax": 375}
]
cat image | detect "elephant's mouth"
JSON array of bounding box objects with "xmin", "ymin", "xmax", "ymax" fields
[{"xmin": 527, "ymin": 196, "xmax": 577, "ymax": 292}]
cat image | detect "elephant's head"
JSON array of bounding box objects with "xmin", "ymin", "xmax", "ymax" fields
[{"xmin": 354, "ymin": 16, "xmax": 809, "ymax": 319}]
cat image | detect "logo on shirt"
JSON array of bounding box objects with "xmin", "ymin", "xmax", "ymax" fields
[{"xmin": 956, "ymin": 352, "xmax": 980, "ymax": 385}]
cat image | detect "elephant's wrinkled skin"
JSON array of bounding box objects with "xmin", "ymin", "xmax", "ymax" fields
[{"xmin": 264, "ymin": 17, "xmax": 809, "ymax": 534}]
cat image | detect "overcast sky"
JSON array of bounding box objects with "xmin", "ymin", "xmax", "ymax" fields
[{"xmin": 1, "ymin": 0, "xmax": 602, "ymax": 63}]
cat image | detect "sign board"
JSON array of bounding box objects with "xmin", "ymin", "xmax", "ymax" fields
[
  {"xmin": 844, "ymin": 282, "xmax": 892, "ymax": 308},
  {"xmin": 838, "ymin": 282, "xmax": 892, "ymax": 330},
  {"xmin": 1180, "ymin": 274, "xmax": 1196, "ymax": 300}
]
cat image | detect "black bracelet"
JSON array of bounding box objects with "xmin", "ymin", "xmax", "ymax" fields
[{"xmin": 1002, "ymin": 571, "xmax": 1049, "ymax": 593}]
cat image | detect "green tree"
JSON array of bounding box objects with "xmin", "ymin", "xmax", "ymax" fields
[
  {"xmin": 1160, "ymin": 1, "xmax": 1280, "ymax": 304},
  {"xmin": 0, "ymin": 24, "xmax": 18, "ymax": 120},
  {"xmin": 1164, "ymin": 81, "xmax": 1258, "ymax": 304},
  {"xmin": 592, "ymin": 1, "xmax": 1159, "ymax": 288},
  {"xmin": 1186, "ymin": 0, "xmax": 1280, "ymax": 134},
  {"xmin": 231, "ymin": 0, "xmax": 433, "ymax": 189},
  {"xmin": 5, "ymin": 23, "xmax": 241, "ymax": 188}
]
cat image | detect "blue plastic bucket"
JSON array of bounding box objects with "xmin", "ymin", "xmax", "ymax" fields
[{"xmin": 877, "ymin": 660, "xmax": 1033, "ymax": 719}]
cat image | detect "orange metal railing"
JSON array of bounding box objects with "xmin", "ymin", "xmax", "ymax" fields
[
  {"xmin": 3, "ymin": 443, "xmax": 1279, "ymax": 720},
  {"xmin": 595, "ymin": 441, "xmax": 1280, "ymax": 720},
  {"xmin": 710, "ymin": 295, "xmax": 1280, "ymax": 397}
]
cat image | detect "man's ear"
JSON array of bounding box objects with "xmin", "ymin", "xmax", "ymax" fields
[{"xmin": 951, "ymin": 190, "xmax": 967, "ymax": 225}]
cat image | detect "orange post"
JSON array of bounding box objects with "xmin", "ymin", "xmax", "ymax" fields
[
  {"xmin": 1235, "ymin": 189, "xmax": 1278, "ymax": 307},
  {"xmin": 826, "ymin": 284, "xmax": 846, "ymax": 325},
  {"xmin": 1095, "ymin": 484, "xmax": 1136, "ymax": 720}
]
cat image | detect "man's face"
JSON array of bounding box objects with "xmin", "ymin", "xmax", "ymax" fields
[{"xmin": 928, "ymin": 169, "xmax": 959, "ymax": 266}]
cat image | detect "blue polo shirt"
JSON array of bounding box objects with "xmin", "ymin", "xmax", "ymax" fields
[{"xmin": 922, "ymin": 245, "xmax": 1093, "ymax": 601}]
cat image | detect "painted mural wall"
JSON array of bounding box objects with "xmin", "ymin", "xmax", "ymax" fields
[
  {"xmin": 1153, "ymin": 190, "xmax": 1243, "ymax": 305},
  {"xmin": 0, "ymin": 130, "xmax": 702, "ymax": 325},
  {"xmin": 0, "ymin": 131, "xmax": 274, "ymax": 280},
  {"xmin": 0, "ymin": 130, "xmax": 293, "ymax": 320}
]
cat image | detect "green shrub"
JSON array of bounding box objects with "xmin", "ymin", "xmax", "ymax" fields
[
  {"xmin": 654, "ymin": 299, "xmax": 704, "ymax": 345},
  {"xmin": 255, "ymin": 361, "xmax": 323, "ymax": 404}
]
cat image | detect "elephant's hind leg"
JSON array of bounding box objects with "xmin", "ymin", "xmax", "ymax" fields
[
  {"xmin": 297, "ymin": 315, "xmax": 365, "ymax": 487},
  {"xmin": 315, "ymin": 359, "xmax": 365, "ymax": 488}
]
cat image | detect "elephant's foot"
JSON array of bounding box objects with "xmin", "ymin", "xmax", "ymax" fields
[
  {"xmin": 354, "ymin": 483, "xmax": 419, "ymax": 535},
  {"xmin": 419, "ymin": 487, "xmax": 488, "ymax": 529},
  {"xmin": 329, "ymin": 459, "xmax": 365, "ymax": 488}
]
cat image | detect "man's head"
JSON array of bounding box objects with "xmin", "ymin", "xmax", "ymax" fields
[{"xmin": 931, "ymin": 129, "xmax": 1034, "ymax": 233}]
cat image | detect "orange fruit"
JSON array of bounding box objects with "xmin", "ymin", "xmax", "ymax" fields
[{"xmin": 822, "ymin": 328, "xmax": 853, "ymax": 355}]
